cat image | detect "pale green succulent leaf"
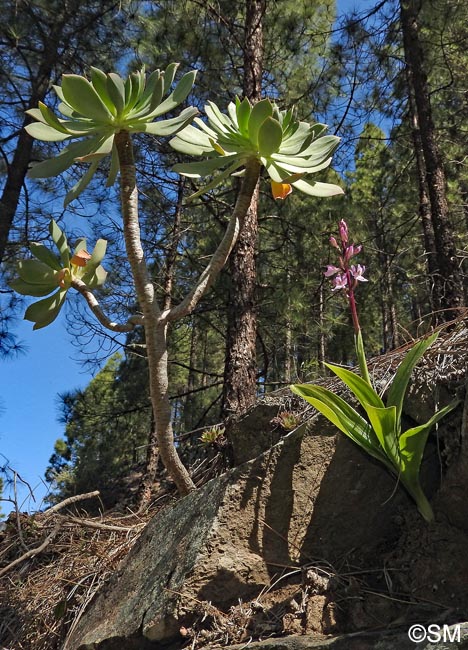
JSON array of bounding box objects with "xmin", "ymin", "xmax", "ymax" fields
[
  {"xmin": 61, "ymin": 74, "xmax": 113, "ymax": 122},
  {"xmin": 236, "ymin": 97, "xmax": 251, "ymax": 136},
  {"xmin": 28, "ymin": 138, "xmax": 99, "ymax": 179},
  {"xmin": 291, "ymin": 178, "xmax": 344, "ymax": 197},
  {"xmin": 82, "ymin": 264, "xmax": 107, "ymax": 288},
  {"xmin": 295, "ymin": 134, "xmax": 341, "ymax": 160},
  {"xmin": 49, "ymin": 219, "xmax": 70, "ymax": 266},
  {"xmin": 185, "ymin": 159, "xmax": 245, "ymax": 201},
  {"xmin": 193, "ymin": 116, "xmax": 218, "ymax": 138},
  {"xmin": 173, "ymin": 153, "xmax": 240, "ymax": 178},
  {"xmin": 38, "ymin": 102, "xmax": 73, "ymax": 134},
  {"xmin": 9, "ymin": 277, "xmax": 58, "ymax": 297},
  {"xmin": 227, "ymin": 102, "xmax": 239, "ymax": 129},
  {"xmin": 205, "ymin": 100, "xmax": 233, "ymax": 133},
  {"xmin": 105, "ymin": 72, "xmax": 125, "ymax": 116},
  {"xmin": 25, "ymin": 122, "xmax": 72, "ymax": 142},
  {"xmin": 17, "ymin": 259, "xmax": 58, "ymax": 285},
  {"xmin": 25, "ymin": 289, "xmax": 68, "ymax": 330},
  {"xmin": 170, "ymin": 123, "xmax": 213, "ymax": 150},
  {"xmin": 30, "ymin": 243, "xmax": 62, "ymax": 271},
  {"xmin": 64, "ymin": 159, "xmax": 100, "ymax": 207},
  {"xmin": 90, "ymin": 67, "xmax": 116, "ymax": 117},
  {"xmin": 136, "ymin": 106, "xmax": 198, "ymax": 136},
  {"xmin": 75, "ymin": 133, "xmax": 114, "ymax": 162},
  {"xmin": 147, "ymin": 76, "xmax": 165, "ymax": 114},
  {"xmin": 163, "ymin": 62, "xmax": 179, "ymax": 94},
  {"xmin": 257, "ymin": 116, "xmax": 283, "ymax": 157},
  {"xmin": 148, "ymin": 70, "xmax": 197, "ymax": 119},
  {"xmin": 106, "ymin": 144, "xmax": 119, "ymax": 187},
  {"xmin": 272, "ymin": 157, "xmax": 333, "ymax": 175},
  {"xmin": 279, "ymin": 122, "xmax": 316, "ymax": 155},
  {"xmin": 248, "ymin": 99, "xmax": 274, "ymax": 146}
]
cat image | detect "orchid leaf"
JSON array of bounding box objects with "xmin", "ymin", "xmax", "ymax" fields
[
  {"xmin": 387, "ymin": 332, "xmax": 439, "ymax": 429},
  {"xmin": 324, "ymin": 362, "xmax": 384, "ymax": 409}
]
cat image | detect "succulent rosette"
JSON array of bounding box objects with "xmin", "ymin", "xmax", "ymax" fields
[
  {"xmin": 9, "ymin": 220, "xmax": 107, "ymax": 329},
  {"xmin": 25, "ymin": 64, "xmax": 198, "ymax": 205},
  {"xmin": 169, "ymin": 97, "xmax": 344, "ymax": 200}
]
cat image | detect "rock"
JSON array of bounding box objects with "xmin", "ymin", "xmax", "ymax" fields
[{"xmin": 66, "ymin": 418, "xmax": 415, "ymax": 650}]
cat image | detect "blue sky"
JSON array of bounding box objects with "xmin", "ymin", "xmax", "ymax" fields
[{"xmin": 0, "ymin": 315, "xmax": 92, "ymax": 514}]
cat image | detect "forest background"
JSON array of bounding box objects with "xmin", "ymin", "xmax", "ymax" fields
[{"xmin": 0, "ymin": 0, "xmax": 466, "ymax": 514}]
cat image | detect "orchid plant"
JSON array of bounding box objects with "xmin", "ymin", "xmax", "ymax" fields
[{"xmin": 291, "ymin": 220, "xmax": 459, "ymax": 522}]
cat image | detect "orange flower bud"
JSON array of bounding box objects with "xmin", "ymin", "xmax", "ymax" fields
[
  {"xmin": 71, "ymin": 249, "xmax": 91, "ymax": 267},
  {"xmin": 271, "ymin": 181, "xmax": 292, "ymax": 200}
]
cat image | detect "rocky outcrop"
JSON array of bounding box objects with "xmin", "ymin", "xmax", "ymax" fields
[{"xmin": 65, "ymin": 326, "xmax": 468, "ymax": 650}]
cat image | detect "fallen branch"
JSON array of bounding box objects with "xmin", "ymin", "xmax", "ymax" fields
[
  {"xmin": 42, "ymin": 491, "xmax": 100, "ymax": 518},
  {"xmin": 0, "ymin": 523, "xmax": 61, "ymax": 578}
]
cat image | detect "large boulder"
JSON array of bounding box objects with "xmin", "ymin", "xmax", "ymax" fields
[{"xmin": 67, "ymin": 417, "xmax": 427, "ymax": 649}]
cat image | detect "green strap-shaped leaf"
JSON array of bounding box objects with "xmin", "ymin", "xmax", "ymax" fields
[
  {"xmin": 363, "ymin": 403, "xmax": 399, "ymax": 469},
  {"xmin": 355, "ymin": 329, "xmax": 372, "ymax": 386},
  {"xmin": 399, "ymin": 399, "xmax": 459, "ymax": 482},
  {"xmin": 324, "ymin": 363, "xmax": 384, "ymax": 409},
  {"xmin": 386, "ymin": 332, "xmax": 439, "ymax": 428},
  {"xmin": 290, "ymin": 384, "xmax": 389, "ymax": 466},
  {"xmin": 24, "ymin": 289, "xmax": 68, "ymax": 330},
  {"xmin": 257, "ymin": 117, "xmax": 283, "ymax": 157},
  {"xmin": 61, "ymin": 74, "xmax": 112, "ymax": 123},
  {"xmin": 30, "ymin": 243, "xmax": 62, "ymax": 271}
]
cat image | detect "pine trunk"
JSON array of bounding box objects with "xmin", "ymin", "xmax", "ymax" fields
[
  {"xmin": 222, "ymin": 0, "xmax": 266, "ymax": 416},
  {"xmin": 400, "ymin": 0, "xmax": 463, "ymax": 321}
]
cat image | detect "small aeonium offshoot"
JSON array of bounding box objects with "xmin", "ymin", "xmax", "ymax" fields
[{"xmin": 291, "ymin": 220, "xmax": 459, "ymax": 522}]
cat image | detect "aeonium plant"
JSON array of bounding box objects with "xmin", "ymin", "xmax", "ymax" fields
[
  {"xmin": 169, "ymin": 97, "xmax": 344, "ymax": 200},
  {"xmin": 9, "ymin": 220, "xmax": 107, "ymax": 330},
  {"xmin": 291, "ymin": 220, "xmax": 459, "ymax": 522},
  {"xmin": 26, "ymin": 64, "xmax": 197, "ymax": 205}
]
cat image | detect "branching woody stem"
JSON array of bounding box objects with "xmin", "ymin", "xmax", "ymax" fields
[
  {"xmin": 166, "ymin": 157, "xmax": 261, "ymax": 323},
  {"xmin": 72, "ymin": 279, "xmax": 143, "ymax": 332},
  {"xmin": 114, "ymin": 130, "xmax": 260, "ymax": 496}
]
